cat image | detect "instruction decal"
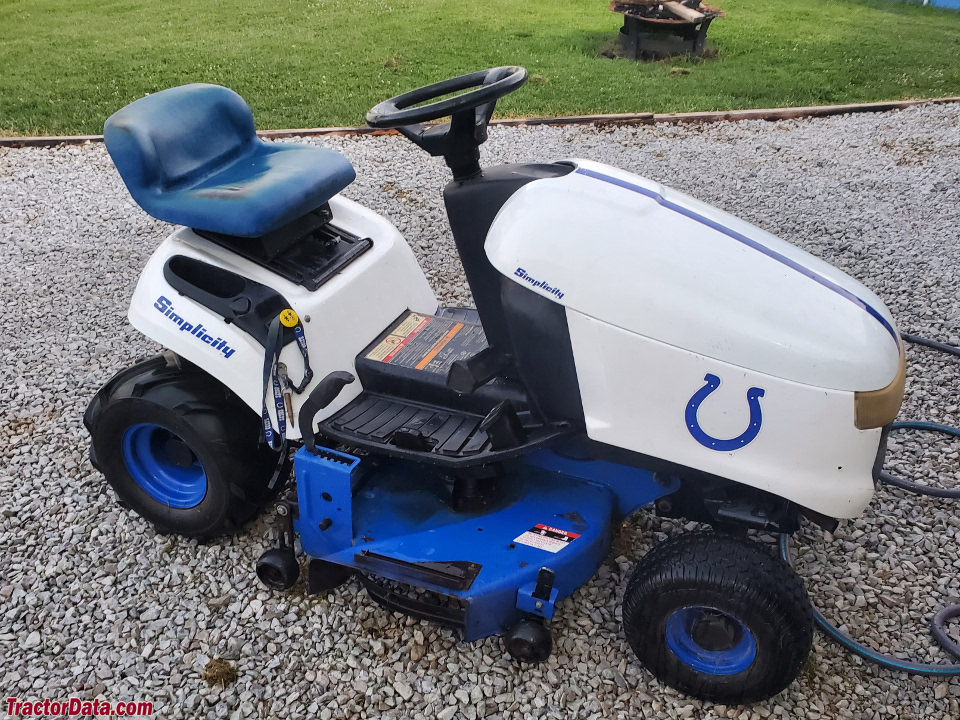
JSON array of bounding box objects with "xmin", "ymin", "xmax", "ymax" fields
[
  {"xmin": 513, "ymin": 524, "xmax": 581, "ymax": 554},
  {"xmin": 365, "ymin": 311, "xmax": 488, "ymax": 375}
]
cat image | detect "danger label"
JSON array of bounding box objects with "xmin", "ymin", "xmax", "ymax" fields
[
  {"xmin": 513, "ymin": 524, "xmax": 581, "ymax": 554},
  {"xmin": 365, "ymin": 311, "xmax": 487, "ymax": 375}
]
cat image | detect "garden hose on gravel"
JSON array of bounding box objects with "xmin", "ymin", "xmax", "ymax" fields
[{"xmin": 781, "ymin": 332, "xmax": 960, "ymax": 677}]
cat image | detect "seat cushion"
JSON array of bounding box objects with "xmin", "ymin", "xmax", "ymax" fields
[{"xmin": 104, "ymin": 84, "xmax": 356, "ymax": 238}]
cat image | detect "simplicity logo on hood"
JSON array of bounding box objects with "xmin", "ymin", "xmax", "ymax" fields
[
  {"xmin": 514, "ymin": 267, "xmax": 564, "ymax": 300},
  {"xmin": 154, "ymin": 296, "xmax": 236, "ymax": 358}
]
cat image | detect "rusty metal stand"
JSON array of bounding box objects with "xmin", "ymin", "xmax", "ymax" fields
[{"xmin": 619, "ymin": 14, "xmax": 716, "ymax": 59}]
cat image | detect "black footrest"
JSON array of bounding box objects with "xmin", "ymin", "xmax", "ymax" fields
[{"xmin": 318, "ymin": 392, "xmax": 573, "ymax": 468}]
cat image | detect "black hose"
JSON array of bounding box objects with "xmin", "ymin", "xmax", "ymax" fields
[
  {"xmin": 900, "ymin": 332, "xmax": 960, "ymax": 357},
  {"xmin": 781, "ymin": 332, "xmax": 960, "ymax": 676},
  {"xmin": 780, "ymin": 535, "xmax": 960, "ymax": 675},
  {"xmin": 878, "ymin": 421, "xmax": 960, "ymax": 499}
]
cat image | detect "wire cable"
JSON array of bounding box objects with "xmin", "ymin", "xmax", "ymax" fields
[
  {"xmin": 781, "ymin": 332, "xmax": 960, "ymax": 675},
  {"xmin": 878, "ymin": 421, "xmax": 960, "ymax": 499}
]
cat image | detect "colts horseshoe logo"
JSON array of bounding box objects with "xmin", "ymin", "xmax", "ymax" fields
[{"xmin": 685, "ymin": 374, "xmax": 765, "ymax": 451}]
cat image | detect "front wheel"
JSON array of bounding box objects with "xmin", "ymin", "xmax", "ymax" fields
[
  {"xmin": 84, "ymin": 354, "xmax": 284, "ymax": 539},
  {"xmin": 622, "ymin": 531, "xmax": 813, "ymax": 704}
]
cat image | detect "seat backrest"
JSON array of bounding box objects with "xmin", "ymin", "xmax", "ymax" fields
[{"xmin": 104, "ymin": 84, "xmax": 257, "ymax": 194}]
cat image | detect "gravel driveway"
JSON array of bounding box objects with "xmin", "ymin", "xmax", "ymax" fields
[{"xmin": 2, "ymin": 103, "xmax": 960, "ymax": 719}]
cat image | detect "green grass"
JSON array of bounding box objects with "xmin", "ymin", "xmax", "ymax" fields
[{"xmin": 2, "ymin": 0, "xmax": 960, "ymax": 135}]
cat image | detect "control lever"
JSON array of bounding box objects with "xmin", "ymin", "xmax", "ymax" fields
[{"xmin": 298, "ymin": 371, "xmax": 355, "ymax": 453}]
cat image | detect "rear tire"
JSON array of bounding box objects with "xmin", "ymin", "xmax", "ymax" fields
[
  {"xmin": 84, "ymin": 354, "xmax": 283, "ymax": 539},
  {"xmin": 622, "ymin": 530, "xmax": 813, "ymax": 704}
]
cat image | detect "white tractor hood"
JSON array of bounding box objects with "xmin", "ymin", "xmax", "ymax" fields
[{"xmin": 485, "ymin": 160, "xmax": 901, "ymax": 392}]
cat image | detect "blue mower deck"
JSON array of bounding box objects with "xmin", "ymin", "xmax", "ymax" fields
[{"xmin": 293, "ymin": 446, "xmax": 677, "ymax": 641}]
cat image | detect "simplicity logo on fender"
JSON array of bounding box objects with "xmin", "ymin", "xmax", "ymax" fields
[
  {"xmin": 514, "ymin": 267, "xmax": 564, "ymax": 300},
  {"xmin": 154, "ymin": 296, "xmax": 236, "ymax": 359}
]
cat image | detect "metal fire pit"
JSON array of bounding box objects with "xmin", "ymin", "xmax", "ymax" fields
[{"xmin": 610, "ymin": 1, "xmax": 724, "ymax": 59}]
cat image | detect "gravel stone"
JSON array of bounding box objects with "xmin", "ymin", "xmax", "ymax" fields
[{"xmin": 3, "ymin": 103, "xmax": 960, "ymax": 718}]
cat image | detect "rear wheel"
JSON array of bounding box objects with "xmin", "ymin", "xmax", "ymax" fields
[
  {"xmin": 622, "ymin": 531, "xmax": 813, "ymax": 704},
  {"xmin": 84, "ymin": 353, "xmax": 284, "ymax": 539}
]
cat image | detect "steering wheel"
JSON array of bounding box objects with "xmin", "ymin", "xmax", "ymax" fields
[
  {"xmin": 365, "ymin": 67, "xmax": 527, "ymax": 180},
  {"xmin": 366, "ymin": 66, "xmax": 528, "ymax": 128}
]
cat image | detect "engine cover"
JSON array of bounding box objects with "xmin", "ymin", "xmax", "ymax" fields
[
  {"xmin": 485, "ymin": 160, "xmax": 901, "ymax": 518},
  {"xmin": 485, "ymin": 159, "xmax": 901, "ymax": 393}
]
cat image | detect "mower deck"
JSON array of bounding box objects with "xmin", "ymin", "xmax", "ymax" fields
[{"xmin": 293, "ymin": 446, "xmax": 674, "ymax": 640}]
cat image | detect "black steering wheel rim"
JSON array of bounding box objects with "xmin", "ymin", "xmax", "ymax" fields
[{"xmin": 366, "ymin": 66, "xmax": 528, "ymax": 128}]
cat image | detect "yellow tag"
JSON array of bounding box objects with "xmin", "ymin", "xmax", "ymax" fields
[{"xmin": 279, "ymin": 308, "xmax": 299, "ymax": 328}]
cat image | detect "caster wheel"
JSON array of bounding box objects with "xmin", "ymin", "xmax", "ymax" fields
[
  {"xmin": 622, "ymin": 530, "xmax": 814, "ymax": 704},
  {"xmin": 504, "ymin": 618, "xmax": 552, "ymax": 663},
  {"xmin": 84, "ymin": 355, "xmax": 285, "ymax": 539},
  {"xmin": 257, "ymin": 548, "xmax": 300, "ymax": 590}
]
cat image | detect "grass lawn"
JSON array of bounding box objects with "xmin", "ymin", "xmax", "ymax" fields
[{"xmin": 2, "ymin": 0, "xmax": 960, "ymax": 135}]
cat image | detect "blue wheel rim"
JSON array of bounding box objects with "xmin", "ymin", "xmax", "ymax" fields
[
  {"xmin": 664, "ymin": 605, "xmax": 757, "ymax": 676},
  {"xmin": 121, "ymin": 423, "xmax": 207, "ymax": 508}
]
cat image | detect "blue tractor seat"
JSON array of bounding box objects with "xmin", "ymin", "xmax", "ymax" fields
[{"xmin": 104, "ymin": 84, "xmax": 356, "ymax": 238}]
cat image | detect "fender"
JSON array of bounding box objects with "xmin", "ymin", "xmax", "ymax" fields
[
  {"xmin": 685, "ymin": 374, "xmax": 765, "ymax": 451},
  {"xmin": 126, "ymin": 196, "xmax": 440, "ymax": 436}
]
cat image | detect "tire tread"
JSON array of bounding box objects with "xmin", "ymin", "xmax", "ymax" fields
[
  {"xmin": 85, "ymin": 354, "xmax": 283, "ymax": 539},
  {"xmin": 622, "ymin": 530, "xmax": 813, "ymax": 704}
]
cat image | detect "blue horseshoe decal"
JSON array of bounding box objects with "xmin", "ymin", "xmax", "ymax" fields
[{"xmin": 685, "ymin": 374, "xmax": 765, "ymax": 451}]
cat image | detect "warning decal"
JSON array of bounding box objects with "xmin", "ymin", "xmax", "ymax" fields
[
  {"xmin": 365, "ymin": 311, "xmax": 488, "ymax": 375},
  {"xmin": 513, "ymin": 524, "xmax": 581, "ymax": 554},
  {"xmin": 364, "ymin": 313, "xmax": 432, "ymax": 363}
]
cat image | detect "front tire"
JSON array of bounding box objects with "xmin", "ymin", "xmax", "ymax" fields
[
  {"xmin": 84, "ymin": 354, "xmax": 283, "ymax": 539},
  {"xmin": 622, "ymin": 531, "xmax": 813, "ymax": 704}
]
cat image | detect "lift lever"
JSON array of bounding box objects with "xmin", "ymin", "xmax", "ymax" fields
[{"xmin": 298, "ymin": 371, "xmax": 355, "ymax": 453}]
